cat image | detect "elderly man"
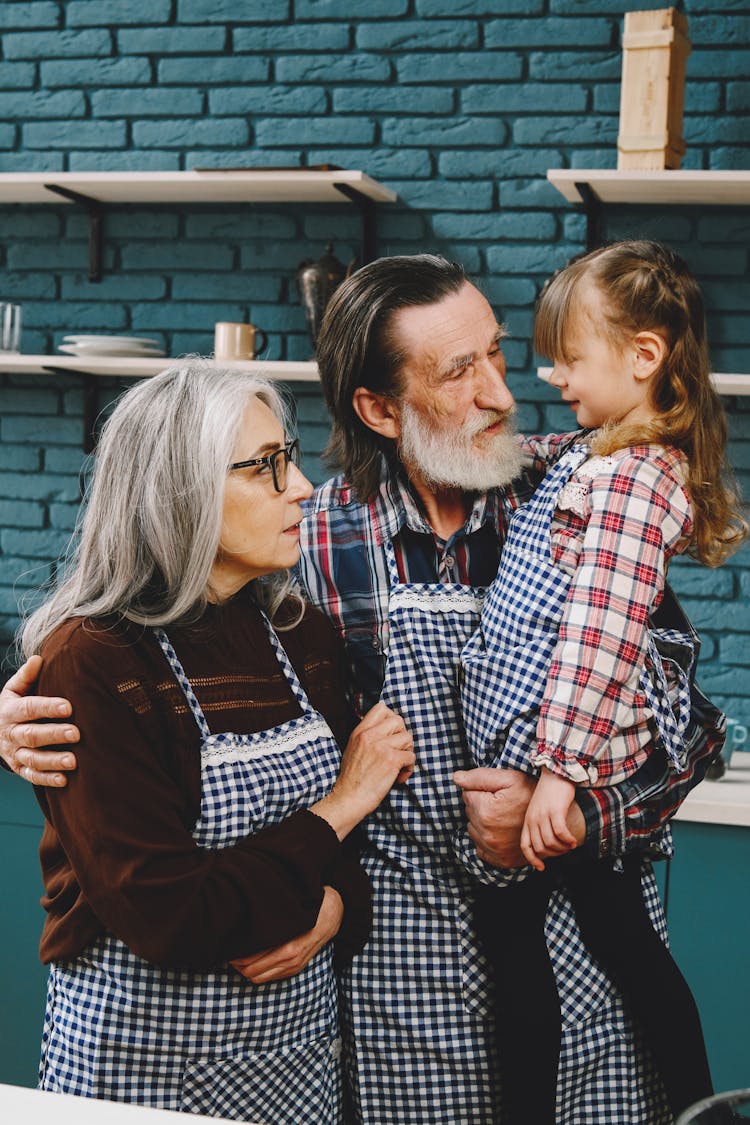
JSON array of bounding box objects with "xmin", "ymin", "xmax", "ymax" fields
[{"xmin": 2, "ymin": 255, "xmax": 713, "ymax": 1123}]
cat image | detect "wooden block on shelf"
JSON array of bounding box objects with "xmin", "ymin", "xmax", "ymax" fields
[{"xmin": 617, "ymin": 7, "xmax": 691, "ymax": 171}]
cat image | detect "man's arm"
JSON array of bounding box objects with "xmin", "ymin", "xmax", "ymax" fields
[{"xmin": 0, "ymin": 656, "xmax": 79, "ymax": 786}]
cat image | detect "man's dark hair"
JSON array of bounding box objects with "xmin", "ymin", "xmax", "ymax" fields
[{"xmin": 316, "ymin": 253, "xmax": 467, "ymax": 502}]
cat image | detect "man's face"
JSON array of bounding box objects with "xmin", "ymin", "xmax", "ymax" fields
[{"xmin": 391, "ymin": 282, "xmax": 523, "ymax": 492}]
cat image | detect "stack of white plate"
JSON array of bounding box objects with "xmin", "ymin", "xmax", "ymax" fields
[{"xmin": 58, "ymin": 334, "xmax": 166, "ymax": 358}]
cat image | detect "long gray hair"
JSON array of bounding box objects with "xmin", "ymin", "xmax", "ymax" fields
[{"xmin": 20, "ymin": 361, "xmax": 304, "ymax": 657}]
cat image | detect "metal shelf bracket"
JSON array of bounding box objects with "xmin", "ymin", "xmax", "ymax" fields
[{"xmin": 43, "ymin": 183, "xmax": 104, "ymax": 282}]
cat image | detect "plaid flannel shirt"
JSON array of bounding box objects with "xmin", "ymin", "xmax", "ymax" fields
[{"xmin": 297, "ymin": 447, "xmax": 706, "ymax": 860}]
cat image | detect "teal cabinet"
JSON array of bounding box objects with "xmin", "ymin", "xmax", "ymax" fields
[
  {"xmin": 0, "ymin": 771, "xmax": 49, "ymax": 1088},
  {"xmin": 666, "ymin": 819, "xmax": 750, "ymax": 1096}
]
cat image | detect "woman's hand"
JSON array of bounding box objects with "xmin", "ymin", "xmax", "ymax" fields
[
  {"xmin": 0, "ymin": 655, "xmax": 79, "ymax": 787},
  {"xmin": 230, "ymin": 885, "xmax": 344, "ymax": 983},
  {"xmin": 311, "ymin": 702, "xmax": 415, "ymax": 840}
]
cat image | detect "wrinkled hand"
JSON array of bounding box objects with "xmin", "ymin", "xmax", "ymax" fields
[
  {"xmin": 520, "ymin": 768, "xmax": 578, "ymax": 871},
  {"xmin": 312, "ymin": 702, "xmax": 415, "ymax": 839},
  {"xmin": 0, "ymin": 655, "xmax": 79, "ymax": 787},
  {"xmin": 230, "ymin": 886, "xmax": 344, "ymax": 983},
  {"xmin": 453, "ymin": 767, "xmax": 536, "ymax": 868}
]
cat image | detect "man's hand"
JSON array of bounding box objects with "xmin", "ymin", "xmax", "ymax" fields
[
  {"xmin": 520, "ymin": 767, "xmax": 578, "ymax": 871},
  {"xmin": 453, "ymin": 767, "xmax": 537, "ymax": 868},
  {"xmin": 230, "ymin": 886, "xmax": 344, "ymax": 983},
  {"xmin": 0, "ymin": 655, "xmax": 79, "ymax": 787}
]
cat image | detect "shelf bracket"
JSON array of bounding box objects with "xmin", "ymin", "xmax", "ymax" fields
[
  {"xmin": 43, "ymin": 183, "xmax": 104, "ymax": 282},
  {"xmin": 42, "ymin": 365, "xmax": 99, "ymax": 454},
  {"xmin": 575, "ymin": 181, "xmax": 602, "ymax": 251},
  {"xmin": 332, "ymin": 181, "xmax": 377, "ymax": 264}
]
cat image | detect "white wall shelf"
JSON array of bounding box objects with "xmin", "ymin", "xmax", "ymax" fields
[
  {"xmin": 547, "ymin": 168, "xmax": 750, "ymax": 207},
  {"xmin": 0, "ymin": 168, "xmax": 397, "ymax": 206},
  {"xmin": 0, "ymin": 167, "xmax": 397, "ymax": 280},
  {"xmin": 538, "ymin": 367, "xmax": 750, "ymax": 397},
  {"xmin": 1, "ymin": 353, "xmax": 319, "ymax": 381}
]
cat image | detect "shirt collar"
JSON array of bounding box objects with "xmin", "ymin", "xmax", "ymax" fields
[{"xmin": 368, "ymin": 454, "xmax": 503, "ymax": 546}]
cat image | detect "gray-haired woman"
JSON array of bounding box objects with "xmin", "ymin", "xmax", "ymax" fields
[{"xmin": 20, "ymin": 363, "xmax": 413, "ymax": 1124}]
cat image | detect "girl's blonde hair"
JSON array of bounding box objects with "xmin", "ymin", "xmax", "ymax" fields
[
  {"xmin": 534, "ymin": 239, "xmax": 746, "ymax": 566},
  {"xmin": 20, "ymin": 361, "xmax": 304, "ymax": 658}
]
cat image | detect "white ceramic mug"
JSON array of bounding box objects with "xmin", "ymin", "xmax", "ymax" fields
[
  {"xmin": 0, "ymin": 303, "xmax": 22, "ymax": 352},
  {"xmin": 214, "ymin": 321, "xmax": 268, "ymax": 361}
]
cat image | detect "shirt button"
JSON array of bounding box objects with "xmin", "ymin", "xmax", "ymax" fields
[
  {"xmin": 372, "ymin": 636, "xmax": 380, "ymax": 650},
  {"xmin": 444, "ymin": 555, "xmax": 455, "ymax": 568}
]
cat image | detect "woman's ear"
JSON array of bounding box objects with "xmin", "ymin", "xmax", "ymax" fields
[
  {"xmin": 633, "ymin": 330, "xmax": 667, "ymax": 382},
  {"xmin": 352, "ymin": 386, "xmax": 401, "ymax": 439}
]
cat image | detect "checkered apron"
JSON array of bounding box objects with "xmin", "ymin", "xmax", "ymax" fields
[
  {"xmin": 39, "ymin": 616, "xmax": 343, "ymax": 1123},
  {"xmin": 339, "ymin": 528, "xmax": 671, "ymax": 1124},
  {"xmin": 460, "ymin": 443, "xmax": 693, "ymax": 778}
]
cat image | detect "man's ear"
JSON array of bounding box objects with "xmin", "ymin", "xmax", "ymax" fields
[
  {"xmin": 633, "ymin": 331, "xmax": 667, "ymax": 382},
  {"xmin": 352, "ymin": 386, "xmax": 401, "ymax": 439}
]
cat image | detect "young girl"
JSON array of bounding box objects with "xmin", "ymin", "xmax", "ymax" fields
[{"xmin": 459, "ymin": 240, "xmax": 746, "ymax": 1124}]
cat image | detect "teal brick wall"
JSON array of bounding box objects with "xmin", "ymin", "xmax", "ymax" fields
[{"xmin": 0, "ymin": 0, "xmax": 748, "ymax": 728}]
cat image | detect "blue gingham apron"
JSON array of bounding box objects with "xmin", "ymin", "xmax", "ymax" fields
[
  {"xmin": 460, "ymin": 443, "xmax": 694, "ymax": 783},
  {"xmin": 39, "ymin": 616, "xmax": 344, "ymax": 1123},
  {"xmin": 339, "ymin": 522, "xmax": 671, "ymax": 1124}
]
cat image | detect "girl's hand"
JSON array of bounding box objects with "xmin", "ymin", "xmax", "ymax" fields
[
  {"xmin": 230, "ymin": 886, "xmax": 344, "ymax": 983},
  {"xmin": 521, "ymin": 767, "xmax": 578, "ymax": 871},
  {"xmin": 311, "ymin": 702, "xmax": 415, "ymax": 840}
]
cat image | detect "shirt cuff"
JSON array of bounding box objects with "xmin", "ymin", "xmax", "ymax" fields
[{"xmin": 575, "ymin": 785, "xmax": 626, "ymax": 860}]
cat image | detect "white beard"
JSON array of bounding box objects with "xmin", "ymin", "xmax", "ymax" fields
[{"xmin": 398, "ymin": 402, "xmax": 527, "ymax": 492}]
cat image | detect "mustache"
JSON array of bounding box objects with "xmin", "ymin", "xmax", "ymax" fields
[{"xmin": 464, "ymin": 406, "xmax": 517, "ymax": 437}]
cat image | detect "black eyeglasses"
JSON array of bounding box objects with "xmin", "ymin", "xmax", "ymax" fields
[{"xmin": 228, "ymin": 438, "xmax": 301, "ymax": 493}]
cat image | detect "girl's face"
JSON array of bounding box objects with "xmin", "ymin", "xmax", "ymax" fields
[
  {"xmin": 547, "ymin": 284, "xmax": 660, "ymax": 431},
  {"xmin": 209, "ymin": 396, "xmax": 313, "ymax": 601}
]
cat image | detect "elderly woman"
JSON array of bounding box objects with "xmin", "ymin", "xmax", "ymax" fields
[{"xmin": 19, "ymin": 363, "xmax": 413, "ymax": 1124}]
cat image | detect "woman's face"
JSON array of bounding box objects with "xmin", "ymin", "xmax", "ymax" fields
[{"xmin": 209, "ymin": 396, "xmax": 313, "ymax": 601}]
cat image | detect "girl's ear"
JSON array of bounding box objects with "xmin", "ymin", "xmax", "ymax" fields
[
  {"xmin": 352, "ymin": 386, "xmax": 401, "ymax": 439},
  {"xmin": 633, "ymin": 330, "xmax": 667, "ymax": 382}
]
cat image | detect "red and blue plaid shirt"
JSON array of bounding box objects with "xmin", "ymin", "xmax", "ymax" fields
[{"xmin": 297, "ymin": 446, "xmax": 708, "ymax": 861}]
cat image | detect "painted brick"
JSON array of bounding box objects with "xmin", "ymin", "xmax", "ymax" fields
[
  {"xmin": 0, "ymin": 62, "xmax": 36, "ymax": 88},
  {"xmin": 184, "ymin": 211, "xmax": 297, "ymax": 240},
  {"xmin": 296, "ymin": 0, "xmax": 407, "ymax": 16},
  {"xmin": 92, "ymin": 88, "xmax": 205, "ymax": 117},
  {"xmin": 487, "ymin": 242, "xmax": 575, "ymax": 275},
  {"xmin": 133, "ymin": 118, "xmax": 249, "ymax": 148},
  {"xmin": 529, "ymin": 50, "xmax": 621, "ymax": 82},
  {"xmin": 116, "ymin": 27, "xmax": 226, "ymax": 54},
  {"xmin": 120, "ymin": 242, "xmax": 234, "ymax": 271},
  {"xmin": 382, "ymin": 116, "xmax": 507, "ymax": 147},
  {"xmin": 130, "ymin": 302, "xmax": 245, "ymax": 331},
  {"xmin": 688, "ymin": 50, "xmax": 750, "ymax": 80},
  {"xmin": 389, "ymin": 180, "xmax": 494, "ymax": 212},
  {"xmin": 68, "ymin": 0, "xmax": 172, "ymax": 25},
  {"xmin": 0, "ymin": 556, "xmax": 50, "ymax": 586},
  {"xmin": 441, "ymin": 148, "xmax": 561, "ymax": 179},
  {"xmin": 332, "ymin": 87, "xmax": 454, "ymax": 114},
  {"xmin": 3, "ymin": 30, "xmax": 112, "ymax": 59},
  {"xmin": 486, "ymin": 17, "xmax": 612, "ymax": 48},
  {"xmin": 1, "ymin": 528, "xmax": 70, "ymax": 559},
  {"xmin": 44, "ymin": 447, "xmax": 89, "ymax": 474},
  {"xmin": 22, "ymin": 301, "xmax": 129, "ymax": 331},
  {"xmin": 0, "ymin": 3, "xmax": 60, "ymax": 28},
  {"xmin": 0, "ymin": 125, "xmax": 17, "ymax": 148},
  {"xmin": 159, "ymin": 56, "xmax": 270, "ymax": 85},
  {"xmin": 431, "ymin": 211, "xmax": 556, "ymax": 241},
  {"xmin": 395, "ymin": 52, "xmax": 523, "ymax": 84},
  {"xmin": 275, "ymin": 54, "xmax": 391, "ymax": 84},
  {"xmin": 0, "ymin": 90, "xmax": 85, "ymax": 120},
  {"xmin": 727, "ymin": 83, "xmax": 750, "ymax": 112},
  {"xmin": 254, "ymin": 117, "xmax": 376, "ymax": 147},
  {"xmin": 0, "ymin": 442, "xmax": 42, "ymax": 472},
  {"xmin": 417, "ymin": 0, "xmax": 540, "ymax": 13},
  {"xmin": 710, "ymin": 146, "xmax": 750, "ymax": 171},
  {"xmin": 462, "ymin": 84, "xmax": 588, "ymax": 114},
  {"xmin": 23, "ymin": 120, "xmax": 128, "ymax": 149},
  {"xmin": 691, "ymin": 15, "xmax": 750, "ymax": 46},
  {"xmin": 210, "ymin": 87, "xmax": 328, "ymax": 116},
  {"xmin": 41, "ymin": 57, "xmax": 153, "ymax": 88},
  {"xmin": 479, "ymin": 277, "xmax": 538, "ymax": 307},
  {"xmin": 307, "ymin": 146, "xmax": 432, "ymax": 178},
  {"xmin": 232, "ymin": 25, "xmax": 349, "ymax": 53},
  {"xmin": 68, "ymin": 150, "xmax": 181, "ymax": 171},
  {"xmin": 178, "ymin": 0, "xmax": 291, "ymax": 20},
  {"xmin": 49, "ymin": 503, "xmax": 79, "ymax": 531},
  {"xmin": 172, "ymin": 273, "xmax": 282, "ymax": 302},
  {"xmin": 0, "ymin": 500, "xmax": 45, "ymax": 529},
  {"xmin": 0, "ymin": 387, "xmax": 59, "ymax": 416},
  {"xmin": 357, "ymin": 20, "xmax": 479, "ymax": 51},
  {"xmin": 1, "ymin": 416, "xmax": 82, "ymax": 446},
  {"xmin": 500, "ymin": 178, "xmax": 562, "ymax": 209},
  {"xmin": 514, "ymin": 115, "xmax": 618, "ymax": 146}
]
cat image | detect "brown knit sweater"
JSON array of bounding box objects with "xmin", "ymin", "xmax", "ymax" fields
[{"xmin": 34, "ymin": 586, "xmax": 371, "ymax": 970}]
